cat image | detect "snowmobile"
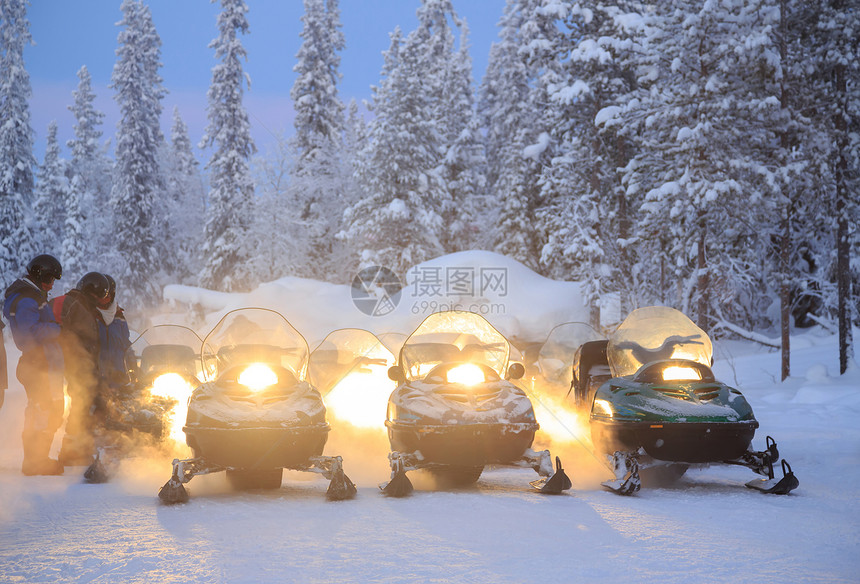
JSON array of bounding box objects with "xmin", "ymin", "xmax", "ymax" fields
[
  {"xmin": 308, "ymin": 328, "xmax": 397, "ymax": 430},
  {"xmin": 535, "ymin": 321, "xmax": 604, "ymax": 400},
  {"xmin": 84, "ymin": 324, "xmax": 204, "ymax": 483},
  {"xmin": 381, "ymin": 311, "xmax": 571, "ymax": 497},
  {"xmin": 157, "ymin": 308, "xmax": 356, "ymax": 503},
  {"xmin": 569, "ymin": 306, "xmax": 798, "ymax": 495}
]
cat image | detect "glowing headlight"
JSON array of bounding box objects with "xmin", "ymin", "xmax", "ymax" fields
[
  {"xmin": 238, "ymin": 363, "xmax": 278, "ymax": 391},
  {"xmin": 593, "ymin": 398, "xmax": 614, "ymax": 417},
  {"xmin": 662, "ymin": 366, "xmax": 702, "ymax": 381},
  {"xmin": 446, "ymin": 364, "xmax": 485, "ymax": 386},
  {"xmin": 150, "ymin": 373, "xmax": 192, "ymax": 399}
]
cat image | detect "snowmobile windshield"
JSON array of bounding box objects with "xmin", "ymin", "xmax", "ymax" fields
[
  {"xmin": 538, "ymin": 322, "xmax": 603, "ymax": 384},
  {"xmin": 308, "ymin": 329, "xmax": 395, "ymax": 394},
  {"xmin": 130, "ymin": 324, "xmax": 203, "ymax": 381},
  {"xmin": 309, "ymin": 329, "xmax": 396, "ymax": 429},
  {"xmin": 607, "ymin": 306, "xmax": 713, "ymax": 378},
  {"xmin": 202, "ymin": 308, "xmax": 309, "ymax": 382},
  {"xmin": 400, "ymin": 311, "xmax": 510, "ymax": 381}
]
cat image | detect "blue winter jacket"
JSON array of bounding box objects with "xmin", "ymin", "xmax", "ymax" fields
[
  {"xmin": 97, "ymin": 305, "xmax": 131, "ymax": 388},
  {"xmin": 2, "ymin": 278, "xmax": 64, "ymax": 370}
]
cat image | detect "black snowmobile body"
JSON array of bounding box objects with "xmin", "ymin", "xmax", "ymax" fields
[
  {"xmin": 380, "ymin": 311, "xmax": 571, "ymax": 497},
  {"xmin": 158, "ymin": 308, "xmax": 355, "ymax": 503}
]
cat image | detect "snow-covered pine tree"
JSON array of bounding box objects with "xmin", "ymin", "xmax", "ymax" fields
[
  {"xmin": 801, "ymin": 0, "xmax": 859, "ymax": 373},
  {"xmin": 480, "ymin": 0, "xmax": 561, "ymax": 271},
  {"xmin": 611, "ymin": 0, "xmax": 782, "ymax": 331},
  {"xmin": 753, "ymin": 0, "xmax": 830, "ymax": 379},
  {"xmin": 199, "ymin": 0, "xmax": 256, "ymax": 292},
  {"xmin": 0, "ymin": 0, "xmax": 35, "ymax": 281},
  {"xmin": 538, "ymin": 1, "xmax": 641, "ymax": 324},
  {"xmin": 33, "ymin": 121, "xmax": 68, "ymax": 256},
  {"xmin": 408, "ymin": 0, "xmax": 477, "ymax": 253},
  {"xmin": 289, "ymin": 0, "xmax": 347, "ymax": 281},
  {"xmin": 438, "ymin": 20, "xmax": 486, "ymax": 252},
  {"xmin": 61, "ymin": 174, "xmax": 87, "ymax": 284},
  {"xmin": 110, "ymin": 0, "xmax": 166, "ymax": 308},
  {"xmin": 343, "ymin": 25, "xmax": 445, "ymax": 276},
  {"xmin": 162, "ymin": 107, "xmax": 205, "ymax": 283},
  {"xmin": 248, "ymin": 133, "xmax": 307, "ymax": 282},
  {"xmin": 65, "ymin": 65, "xmax": 110, "ymax": 284}
]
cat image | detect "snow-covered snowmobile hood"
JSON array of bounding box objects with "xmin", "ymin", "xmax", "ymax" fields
[
  {"xmin": 591, "ymin": 359, "xmax": 756, "ymax": 424},
  {"xmin": 187, "ymin": 379, "xmax": 327, "ymax": 427},
  {"xmin": 389, "ymin": 377, "xmax": 537, "ymax": 426}
]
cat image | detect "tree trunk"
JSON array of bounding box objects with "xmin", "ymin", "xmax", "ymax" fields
[
  {"xmin": 779, "ymin": 0, "xmax": 791, "ymax": 381},
  {"xmin": 834, "ymin": 59, "xmax": 854, "ymax": 374},
  {"xmin": 696, "ymin": 216, "xmax": 710, "ymax": 332},
  {"xmin": 780, "ymin": 216, "xmax": 791, "ymax": 381}
]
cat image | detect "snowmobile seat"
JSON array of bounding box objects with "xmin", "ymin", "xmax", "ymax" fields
[{"xmin": 571, "ymin": 340, "xmax": 609, "ymax": 407}]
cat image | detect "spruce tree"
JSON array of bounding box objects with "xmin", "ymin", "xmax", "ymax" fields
[
  {"xmin": 162, "ymin": 107, "xmax": 204, "ymax": 283},
  {"xmin": 343, "ymin": 27, "xmax": 445, "ymax": 275},
  {"xmin": 110, "ymin": 0, "xmax": 166, "ymax": 307},
  {"xmin": 538, "ymin": 1, "xmax": 640, "ymax": 323},
  {"xmin": 33, "ymin": 121, "xmax": 67, "ymax": 256},
  {"xmin": 480, "ymin": 0, "xmax": 559, "ymax": 271},
  {"xmin": 613, "ymin": 0, "xmax": 782, "ymax": 330},
  {"xmin": 199, "ymin": 0, "xmax": 256, "ymax": 292},
  {"xmin": 65, "ymin": 65, "xmax": 109, "ymax": 283},
  {"xmin": 438, "ymin": 21, "xmax": 486, "ymax": 252},
  {"xmin": 0, "ymin": 0, "xmax": 35, "ymax": 279},
  {"xmin": 289, "ymin": 0, "xmax": 346, "ymax": 280}
]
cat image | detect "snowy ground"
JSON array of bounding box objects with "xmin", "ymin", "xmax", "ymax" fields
[{"xmin": 1, "ymin": 254, "xmax": 858, "ymax": 583}]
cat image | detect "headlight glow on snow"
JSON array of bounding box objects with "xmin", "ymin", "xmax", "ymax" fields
[
  {"xmin": 662, "ymin": 366, "xmax": 701, "ymax": 381},
  {"xmin": 446, "ymin": 364, "xmax": 485, "ymax": 386},
  {"xmin": 593, "ymin": 398, "xmax": 614, "ymax": 417},
  {"xmin": 324, "ymin": 369, "xmax": 391, "ymax": 431},
  {"xmin": 148, "ymin": 373, "xmax": 195, "ymax": 444},
  {"xmin": 238, "ymin": 363, "xmax": 278, "ymax": 392},
  {"xmin": 150, "ymin": 373, "xmax": 191, "ymax": 398}
]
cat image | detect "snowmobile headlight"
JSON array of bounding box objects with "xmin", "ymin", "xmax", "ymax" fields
[
  {"xmin": 238, "ymin": 363, "xmax": 279, "ymax": 392},
  {"xmin": 662, "ymin": 366, "xmax": 701, "ymax": 381},
  {"xmin": 593, "ymin": 398, "xmax": 614, "ymax": 417},
  {"xmin": 446, "ymin": 364, "xmax": 486, "ymax": 386}
]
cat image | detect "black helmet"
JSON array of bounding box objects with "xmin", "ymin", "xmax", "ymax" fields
[
  {"xmin": 103, "ymin": 274, "xmax": 116, "ymax": 303},
  {"xmin": 76, "ymin": 272, "xmax": 110, "ymax": 301},
  {"xmin": 26, "ymin": 254, "xmax": 62, "ymax": 286}
]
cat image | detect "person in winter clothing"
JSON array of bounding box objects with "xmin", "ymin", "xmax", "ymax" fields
[
  {"xmin": 95, "ymin": 275, "xmax": 132, "ymax": 394},
  {"xmin": 58, "ymin": 272, "xmax": 110, "ymax": 467},
  {"xmin": 1, "ymin": 318, "xmax": 7, "ymax": 410},
  {"xmin": 2, "ymin": 254, "xmax": 65, "ymax": 475}
]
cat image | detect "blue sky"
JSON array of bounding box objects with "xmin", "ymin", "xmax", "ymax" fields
[{"xmin": 26, "ymin": 0, "xmax": 507, "ymax": 160}]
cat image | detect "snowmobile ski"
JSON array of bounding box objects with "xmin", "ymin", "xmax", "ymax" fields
[
  {"xmin": 158, "ymin": 460, "xmax": 190, "ymax": 504},
  {"xmin": 83, "ymin": 451, "xmax": 109, "ymax": 484},
  {"xmin": 380, "ymin": 455, "xmax": 413, "ymax": 497},
  {"xmin": 529, "ymin": 456, "xmax": 572, "ymax": 494},
  {"xmin": 319, "ymin": 456, "xmax": 357, "ymax": 501},
  {"xmin": 746, "ymin": 460, "xmax": 799, "ymax": 495},
  {"xmin": 601, "ymin": 451, "xmax": 641, "ymax": 496}
]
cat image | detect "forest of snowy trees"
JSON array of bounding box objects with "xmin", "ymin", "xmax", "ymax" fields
[{"xmin": 0, "ymin": 0, "xmax": 857, "ymax": 372}]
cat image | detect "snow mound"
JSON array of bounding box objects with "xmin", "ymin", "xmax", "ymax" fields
[{"xmin": 162, "ymin": 250, "xmax": 593, "ymax": 344}]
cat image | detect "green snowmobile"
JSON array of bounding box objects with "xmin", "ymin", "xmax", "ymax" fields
[{"xmin": 568, "ymin": 306, "xmax": 798, "ymax": 495}]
